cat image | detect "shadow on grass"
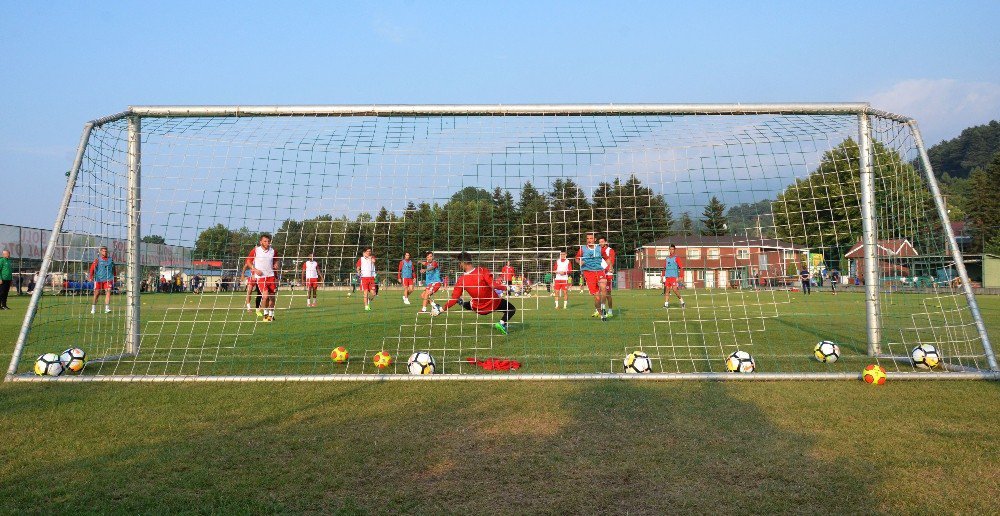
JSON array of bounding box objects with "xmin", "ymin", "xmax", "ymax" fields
[{"xmin": 0, "ymin": 380, "xmax": 875, "ymax": 513}]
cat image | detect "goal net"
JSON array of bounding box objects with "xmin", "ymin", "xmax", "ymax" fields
[{"xmin": 7, "ymin": 104, "xmax": 996, "ymax": 381}]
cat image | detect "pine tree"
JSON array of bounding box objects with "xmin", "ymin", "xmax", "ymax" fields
[
  {"xmin": 677, "ymin": 213, "xmax": 694, "ymax": 236},
  {"xmin": 701, "ymin": 196, "xmax": 728, "ymax": 236},
  {"xmin": 967, "ymin": 153, "xmax": 1000, "ymax": 252}
]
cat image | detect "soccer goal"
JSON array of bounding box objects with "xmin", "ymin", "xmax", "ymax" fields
[{"xmin": 6, "ymin": 104, "xmax": 997, "ymax": 381}]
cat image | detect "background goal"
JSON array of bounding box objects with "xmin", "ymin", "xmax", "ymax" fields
[{"xmin": 6, "ymin": 104, "xmax": 996, "ymax": 381}]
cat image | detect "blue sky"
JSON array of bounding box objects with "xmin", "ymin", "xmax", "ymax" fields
[{"xmin": 2, "ymin": 0, "xmax": 999, "ymax": 229}]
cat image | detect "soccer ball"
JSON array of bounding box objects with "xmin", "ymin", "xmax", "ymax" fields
[
  {"xmin": 330, "ymin": 346, "xmax": 349, "ymax": 363},
  {"xmin": 813, "ymin": 341, "xmax": 840, "ymax": 363},
  {"xmin": 725, "ymin": 350, "xmax": 755, "ymax": 373},
  {"xmin": 33, "ymin": 353, "xmax": 63, "ymax": 377},
  {"xmin": 59, "ymin": 348, "xmax": 87, "ymax": 372},
  {"xmin": 623, "ymin": 351, "xmax": 652, "ymax": 373},
  {"xmin": 372, "ymin": 351, "xmax": 392, "ymax": 369},
  {"xmin": 430, "ymin": 303, "xmax": 441, "ymax": 316},
  {"xmin": 911, "ymin": 344, "xmax": 940, "ymax": 370},
  {"xmin": 407, "ymin": 351, "xmax": 436, "ymax": 375},
  {"xmin": 863, "ymin": 364, "xmax": 887, "ymax": 385}
]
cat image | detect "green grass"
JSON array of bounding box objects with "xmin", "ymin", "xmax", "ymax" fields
[
  {"xmin": 10, "ymin": 287, "xmax": 993, "ymax": 376},
  {"xmin": 1, "ymin": 292, "xmax": 1000, "ymax": 513}
]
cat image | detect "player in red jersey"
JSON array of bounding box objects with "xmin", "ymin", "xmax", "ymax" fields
[
  {"xmin": 302, "ymin": 253, "xmax": 322, "ymax": 307},
  {"xmin": 356, "ymin": 247, "xmax": 377, "ymax": 312},
  {"xmin": 433, "ymin": 251, "xmax": 515, "ymax": 335},
  {"xmin": 552, "ymin": 250, "xmax": 572, "ymax": 309},
  {"xmin": 246, "ymin": 234, "xmax": 280, "ymax": 322},
  {"xmin": 599, "ymin": 237, "xmax": 616, "ymax": 318},
  {"xmin": 501, "ymin": 261, "xmax": 516, "ymax": 294}
]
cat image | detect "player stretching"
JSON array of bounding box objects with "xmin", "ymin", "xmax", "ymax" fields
[
  {"xmin": 419, "ymin": 252, "xmax": 443, "ymax": 313},
  {"xmin": 552, "ymin": 250, "xmax": 572, "ymax": 309},
  {"xmin": 302, "ymin": 253, "xmax": 321, "ymax": 307},
  {"xmin": 663, "ymin": 244, "xmax": 685, "ymax": 308},
  {"xmin": 246, "ymin": 234, "xmax": 280, "ymax": 322},
  {"xmin": 433, "ymin": 251, "xmax": 514, "ymax": 335},
  {"xmin": 88, "ymin": 246, "xmax": 116, "ymax": 314},
  {"xmin": 599, "ymin": 237, "xmax": 616, "ymax": 318},
  {"xmin": 356, "ymin": 247, "xmax": 377, "ymax": 312},
  {"xmin": 398, "ymin": 252, "xmax": 415, "ymax": 305},
  {"xmin": 576, "ymin": 232, "xmax": 608, "ymax": 321}
]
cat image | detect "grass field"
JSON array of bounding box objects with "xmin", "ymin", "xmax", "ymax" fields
[
  {"xmin": 10, "ymin": 287, "xmax": 993, "ymax": 376},
  {"xmin": 2, "ymin": 291, "xmax": 1000, "ymax": 513}
]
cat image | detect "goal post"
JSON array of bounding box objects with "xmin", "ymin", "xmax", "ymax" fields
[{"xmin": 6, "ymin": 103, "xmax": 997, "ymax": 381}]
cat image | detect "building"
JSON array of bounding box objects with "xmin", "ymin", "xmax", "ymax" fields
[
  {"xmin": 632, "ymin": 235, "xmax": 810, "ymax": 289},
  {"xmin": 843, "ymin": 239, "xmax": 918, "ymax": 280}
]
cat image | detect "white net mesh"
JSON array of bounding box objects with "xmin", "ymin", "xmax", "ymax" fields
[{"xmin": 11, "ymin": 107, "xmax": 994, "ymax": 378}]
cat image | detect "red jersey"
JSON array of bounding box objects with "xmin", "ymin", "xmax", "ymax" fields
[
  {"xmin": 501, "ymin": 265, "xmax": 515, "ymax": 282},
  {"xmin": 445, "ymin": 267, "xmax": 505, "ymax": 314},
  {"xmin": 601, "ymin": 246, "xmax": 616, "ymax": 274}
]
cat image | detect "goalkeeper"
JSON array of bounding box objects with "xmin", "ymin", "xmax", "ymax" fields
[{"xmin": 432, "ymin": 251, "xmax": 515, "ymax": 335}]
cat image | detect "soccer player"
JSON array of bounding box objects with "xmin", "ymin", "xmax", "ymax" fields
[
  {"xmin": 575, "ymin": 232, "xmax": 608, "ymax": 321},
  {"xmin": 88, "ymin": 246, "xmax": 116, "ymax": 314},
  {"xmin": 398, "ymin": 252, "xmax": 415, "ymax": 305},
  {"xmin": 356, "ymin": 247, "xmax": 377, "ymax": 311},
  {"xmin": 433, "ymin": 251, "xmax": 514, "ymax": 335},
  {"xmin": 419, "ymin": 252, "xmax": 443, "ymax": 313},
  {"xmin": 799, "ymin": 265, "xmax": 811, "ymax": 295},
  {"xmin": 246, "ymin": 234, "xmax": 279, "ymax": 322},
  {"xmin": 501, "ymin": 261, "xmax": 515, "ymax": 292},
  {"xmin": 830, "ymin": 268, "xmax": 840, "ymax": 295},
  {"xmin": 552, "ymin": 250, "xmax": 572, "ymax": 309},
  {"xmin": 243, "ymin": 264, "xmax": 263, "ymax": 317},
  {"xmin": 662, "ymin": 244, "xmax": 685, "ymax": 308},
  {"xmin": 302, "ymin": 253, "xmax": 321, "ymax": 307},
  {"xmin": 599, "ymin": 237, "xmax": 616, "ymax": 318}
]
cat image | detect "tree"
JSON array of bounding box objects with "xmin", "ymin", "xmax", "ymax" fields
[
  {"xmin": 677, "ymin": 213, "xmax": 695, "ymax": 236},
  {"xmin": 548, "ymin": 179, "xmax": 591, "ymax": 250},
  {"xmin": 700, "ymin": 196, "xmax": 728, "ymax": 236},
  {"xmin": 967, "ymin": 153, "xmax": 1000, "ymax": 252},
  {"xmin": 772, "ymin": 137, "xmax": 933, "ymax": 253},
  {"xmin": 449, "ymin": 186, "xmax": 492, "ymax": 204},
  {"xmin": 592, "ymin": 175, "xmax": 673, "ymax": 251},
  {"xmin": 516, "ymin": 181, "xmax": 549, "ymax": 249},
  {"xmin": 193, "ymin": 224, "xmax": 234, "ymax": 260},
  {"xmin": 725, "ymin": 200, "xmax": 774, "ymax": 238},
  {"xmin": 141, "ymin": 235, "xmax": 166, "ymax": 244}
]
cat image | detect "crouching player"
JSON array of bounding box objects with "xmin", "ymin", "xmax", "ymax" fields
[{"xmin": 432, "ymin": 251, "xmax": 515, "ymax": 335}]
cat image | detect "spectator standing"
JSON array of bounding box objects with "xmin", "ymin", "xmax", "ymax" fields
[{"xmin": 0, "ymin": 250, "xmax": 12, "ymax": 310}]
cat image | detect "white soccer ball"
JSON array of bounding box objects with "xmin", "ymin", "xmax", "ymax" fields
[
  {"xmin": 911, "ymin": 344, "xmax": 941, "ymax": 370},
  {"xmin": 33, "ymin": 353, "xmax": 64, "ymax": 377},
  {"xmin": 726, "ymin": 350, "xmax": 755, "ymax": 373},
  {"xmin": 813, "ymin": 341, "xmax": 840, "ymax": 363},
  {"xmin": 430, "ymin": 304, "xmax": 441, "ymax": 317},
  {"xmin": 59, "ymin": 347, "xmax": 87, "ymax": 372},
  {"xmin": 407, "ymin": 351, "xmax": 436, "ymax": 375},
  {"xmin": 623, "ymin": 351, "xmax": 652, "ymax": 374}
]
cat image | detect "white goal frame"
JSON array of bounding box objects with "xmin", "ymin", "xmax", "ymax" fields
[{"xmin": 6, "ymin": 103, "xmax": 997, "ymax": 382}]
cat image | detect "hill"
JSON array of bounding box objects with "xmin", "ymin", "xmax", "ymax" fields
[{"xmin": 928, "ymin": 120, "xmax": 1000, "ymax": 179}]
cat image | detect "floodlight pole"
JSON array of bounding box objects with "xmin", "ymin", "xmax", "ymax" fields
[
  {"xmin": 5, "ymin": 123, "xmax": 93, "ymax": 379},
  {"xmin": 125, "ymin": 116, "xmax": 141, "ymax": 356},
  {"xmin": 858, "ymin": 113, "xmax": 881, "ymax": 356},
  {"xmin": 909, "ymin": 121, "xmax": 997, "ymax": 371}
]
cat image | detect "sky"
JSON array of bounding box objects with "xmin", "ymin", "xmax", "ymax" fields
[{"xmin": 1, "ymin": 0, "xmax": 999, "ymax": 229}]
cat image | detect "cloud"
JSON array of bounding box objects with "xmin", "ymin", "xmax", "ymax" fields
[{"xmin": 869, "ymin": 79, "xmax": 1000, "ymax": 143}]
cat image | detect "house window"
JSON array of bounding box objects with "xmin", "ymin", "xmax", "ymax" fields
[
  {"xmin": 687, "ymin": 248, "xmax": 702, "ymax": 260},
  {"xmin": 654, "ymin": 249, "xmax": 670, "ymax": 260},
  {"xmin": 696, "ymin": 270, "xmax": 705, "ymax": 280},
  {"xmin": 784, "ymin": 250, "xmax": 795, "ymax": 261},
  {"xmin": 737, "ymin": 248, "xmax": 750, "ymax": 260},
  {"xmin": 707, "ymin": 248, "xmax": 720, "ymax": 260}
]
